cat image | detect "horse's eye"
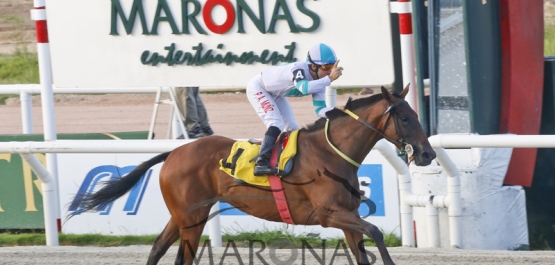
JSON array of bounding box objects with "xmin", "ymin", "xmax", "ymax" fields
[{"xmin": 400, "ymin": 116, "xmax": 408, "ymax": 122}]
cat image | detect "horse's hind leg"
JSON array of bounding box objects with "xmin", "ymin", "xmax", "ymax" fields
[
  {"xmin": 343, "ymin": 231, "xmax": 376, "ymax": 265},
  {"xmin": 169, "ymin": 203, "xmax": 212, "ymax": 265},
  {"xmin": 175, "ymin": 223, "xmax": 209, "ymax": 265},
  {"xmin": 146, "ymin": 217, "xmax": 180, "ymax": 265}
]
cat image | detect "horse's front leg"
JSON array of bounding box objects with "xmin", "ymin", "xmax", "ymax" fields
[{"xmin": 319, "ymin": 211, "xmax": 394, "ymax": 265}]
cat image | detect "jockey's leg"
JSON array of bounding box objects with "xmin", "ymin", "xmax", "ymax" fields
[
  {"xmin": 254, "ymin": 125, "xmax": 281, "ymax": 176},
  {"xmin": 274, "ymin": 97, "xmax": 299, "ymax": 131}
]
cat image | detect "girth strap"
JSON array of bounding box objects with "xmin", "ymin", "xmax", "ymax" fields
[{"xmin": 268, "ymin": 139, "xmax": 294, "ymax": 224}]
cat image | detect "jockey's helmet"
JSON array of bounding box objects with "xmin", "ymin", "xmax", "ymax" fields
[{"xmin": 306, "ymin": 43, "xmax": 337, "ymax": 65}]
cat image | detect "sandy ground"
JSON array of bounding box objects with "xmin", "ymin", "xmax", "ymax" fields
[
  {"xmin": 0, "ymin": 92, "xmax": 363, "ymax": 138},
  {"xmin": 1, "ymin": 245, "xmax": 555, "ymax": 265}
]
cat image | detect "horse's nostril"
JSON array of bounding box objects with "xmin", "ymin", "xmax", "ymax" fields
[{"xmin": 423, "ymin": 151, "xmax": 436, "ymax": 161}]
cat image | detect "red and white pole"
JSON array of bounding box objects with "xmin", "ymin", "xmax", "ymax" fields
[
  {"xmin": 30, "ymin": 0, "xmax": 60, "ymax": 246},
  {"xmin": 390, "ymin": 0, "xmax": 418, "ymax": 247},
  {"xmin": 390, "ymin": 0, "xmax": 418, "ymax": 112}
]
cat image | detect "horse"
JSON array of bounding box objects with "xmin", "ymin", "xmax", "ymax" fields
[{"xmin": 67, "ymin": 85, "xmax": 435, "ymax": 265}]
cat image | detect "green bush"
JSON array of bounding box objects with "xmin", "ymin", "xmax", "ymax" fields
[
  {"xmin": 0, "ymin": 52, "xmax": 39, "ymax": 84},
  {"xmin": 547, "ymin": 23, "xmax": 555, "ymax": 56},
  {"xmin": 0, "ymin": 230, "xmax": 401, "ymax": 248}
]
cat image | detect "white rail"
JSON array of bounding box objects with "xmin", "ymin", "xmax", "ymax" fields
[
  {"xmin": 424, "ymin": 134, "xmax": 555, "ymax": 248},
  {"xmin": 0, "ymin": 140, "xmax": 193, "ymax": 153},
  {"xmin": 430, "ymin": 134, "xmax": 555, "ymax": 148},
  {"xmin": 0, "ymin": 84, "xmax": 241, "ymax": 94},
  {"xmin": 7, "ymin": 133, "xmax": 554, "ymax": 249}
]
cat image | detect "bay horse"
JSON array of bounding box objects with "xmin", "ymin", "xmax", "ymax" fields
[{"xmin": 68, "ymin": 85, "xmax": 435, "ymax": 265}]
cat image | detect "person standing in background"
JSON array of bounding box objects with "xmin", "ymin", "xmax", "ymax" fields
[{"xmin": 175, "ymin": 87, "xmax": 214, "ymax": 139}]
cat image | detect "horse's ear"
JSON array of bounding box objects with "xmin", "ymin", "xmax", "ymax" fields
[
  {"xmin": 400, "ymin": 83, "xmax": 410, "ymax": 99},
  {"xmin": 344, "ymin": 96, "xmax": 353, "ymax": 110},
  {"xmin": 381, "ymin": 86, "xmax": 394, "ymax": 104}
]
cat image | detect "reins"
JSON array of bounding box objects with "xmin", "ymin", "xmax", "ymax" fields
[{"xmin": 324, "ymin": 100, "xmax": 414, "ymax": 168}]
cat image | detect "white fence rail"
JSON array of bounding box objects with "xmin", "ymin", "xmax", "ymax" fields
[
  {"xmin": 0, "ymin": 139, "xmax": 410, "ymax": 248},
  {"xmin": 423, "ymin": 134, "xmax": 555, "ymax": 248},
  {"xmin": 0, "ymin": 84, "xmax": 242, "ymax": 94}
]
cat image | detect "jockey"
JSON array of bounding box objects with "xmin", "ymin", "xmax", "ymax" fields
[{"xmin": 246, "ymin": 43, "xmax": 344, "ymax": 176}]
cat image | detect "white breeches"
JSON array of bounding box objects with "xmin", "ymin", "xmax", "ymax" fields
[{"xmin": 246, "ymin": 76, "xmax": 299, "ymax": 131}]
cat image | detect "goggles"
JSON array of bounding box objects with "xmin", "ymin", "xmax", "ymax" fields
[{"xmin": 318, "ymin": 64, "xmax": 335, "ymax": 71}]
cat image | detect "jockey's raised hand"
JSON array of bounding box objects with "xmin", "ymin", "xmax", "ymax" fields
[{"xmin": 328, "ymin": 60, "xmax": 343, "ymax": 81}]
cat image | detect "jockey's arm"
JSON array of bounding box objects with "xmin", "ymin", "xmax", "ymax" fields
[
  {"xmin": 312, "ymin": 90, "xmax": 333, "ymax": 118},
  {"xmin": 292, "ymin": 69, "xmax": 331, "ymax": 95}
]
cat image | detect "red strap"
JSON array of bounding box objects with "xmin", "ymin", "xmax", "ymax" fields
[{"xmin": 268, "ymin": 141, "xmax": 294, "ymax": 224}]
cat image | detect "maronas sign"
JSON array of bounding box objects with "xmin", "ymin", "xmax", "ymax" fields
[
  {"xmin": 110, "ymin": 0, "xmax": 315, "ymax": 67},
  {"xmin": 110, "ymin": 0, "xmax": 320, "ymax": 35},
  {"xmin": 45, "ymin": 0, "xmax": 394, "ymax": 88}
]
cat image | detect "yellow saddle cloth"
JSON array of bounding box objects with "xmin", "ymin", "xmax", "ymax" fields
[{"xmin": 219, "ymin": 130, "xmax": 299, "ymax": 186}]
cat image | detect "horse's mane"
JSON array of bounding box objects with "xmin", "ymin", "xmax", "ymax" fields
[{"xmin": 302, "ymin": 92, "xmax": 402, "ymax": 132}]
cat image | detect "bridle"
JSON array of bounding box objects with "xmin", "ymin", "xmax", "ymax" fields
[{"xmin": 324, "ymin": 99, "xmax": 414, "ymax": 168}]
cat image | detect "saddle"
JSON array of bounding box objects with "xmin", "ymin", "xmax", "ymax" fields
[{"xmin": 219, "ymin": 130, "xmax": 299, "ymax": 186}]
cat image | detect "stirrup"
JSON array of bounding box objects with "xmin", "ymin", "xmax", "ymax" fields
[{"xmin": 254, "ymin": 166, "xmax": 278, "ymax": 176}]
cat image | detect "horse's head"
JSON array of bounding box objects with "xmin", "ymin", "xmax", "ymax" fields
[{"xmin": 379, "ymin": 85, "xmax": 436, "ymax": 166}]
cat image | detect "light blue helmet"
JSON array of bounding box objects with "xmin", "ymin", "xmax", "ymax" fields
[{"xmin": 306, "ymin": 43, "xmax": 337, "ymax": 65}]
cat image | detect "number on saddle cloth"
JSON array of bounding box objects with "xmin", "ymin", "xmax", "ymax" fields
[{"xmin": 219, "ymin": 131, "xmax": 299, "ymax": 185}]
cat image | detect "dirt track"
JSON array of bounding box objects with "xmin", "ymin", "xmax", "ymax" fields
[
  {"xmin": 1, "ymin": 92, "xmax": 348, "ymax": 138},
  {"xmin": 1, "ymin": 245, "xmax": 555, "ymax": 265}
]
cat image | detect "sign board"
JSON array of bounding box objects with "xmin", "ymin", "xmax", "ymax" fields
[
  {"xmin": 0, "ymin": 132, "xmax": 148, "ymax": 229},
  {"xmin": 45, "ymin": 0, "xmax": 394, "ymax": 88},
  {"xmin": 0, "ymin": 153, "xmax": 45, "ymax": 229},
  {"xmin": 57, "ymin": 149, "xmax": 400, "ymax": 237}
]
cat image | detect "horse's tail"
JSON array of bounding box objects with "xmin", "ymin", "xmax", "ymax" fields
[{"xmin": 66, "ymin": 151, "xmax": 171, "ymax": 220}]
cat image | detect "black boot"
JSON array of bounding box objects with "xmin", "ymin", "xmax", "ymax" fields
[{"xmin": 254, "ymin": 126, "xmax": 281, "ymax": 176}]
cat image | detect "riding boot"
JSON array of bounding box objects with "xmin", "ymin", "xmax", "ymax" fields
[{"xmin": 254, "ymin": 126, "xmax": 281, "ymax": 176}]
